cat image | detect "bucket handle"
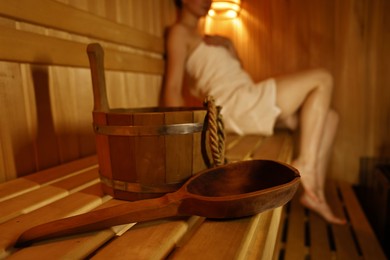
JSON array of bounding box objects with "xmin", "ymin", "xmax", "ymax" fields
[
  {"xmin": 87, "ymin": 43, "xmax": 225, "ymax": 166},
  {"xmin": 87, "ymin": 43, "xmax": 109, "ymax": 112},
  {"xmin": 204, "ymin": 96, "xmax": 225, "ymax": 166}
]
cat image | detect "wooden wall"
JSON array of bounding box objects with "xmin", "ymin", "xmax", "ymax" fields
[
  {"xmin": 205, "ymin": 0, "xmax": 390, "ymax": 183},
  {"xmin": 0, "ymin": 0, "xmax": 389, "ymax": 184},
  {"xmin": 0, "ymin": 0, "xmax": 176, "ymax": 181}
]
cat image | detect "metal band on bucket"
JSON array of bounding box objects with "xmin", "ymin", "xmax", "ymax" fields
[{"xmin": 94, "ymin": 122, "xmax": 204, "ymax": 136}]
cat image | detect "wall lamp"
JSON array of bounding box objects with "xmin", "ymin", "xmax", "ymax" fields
[{"xmin": 208, "ymin": 0, "xmax": 241, "ymax": 19}]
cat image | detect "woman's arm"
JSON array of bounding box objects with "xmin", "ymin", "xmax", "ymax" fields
[{"xmin": 161, "ymin": 25, "xmax": 188, "ymax": 107}]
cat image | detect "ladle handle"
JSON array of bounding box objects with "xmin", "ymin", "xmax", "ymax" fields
[{"xmin": 16, "ymin": 194, "xmax": 181, "ymax": 247}]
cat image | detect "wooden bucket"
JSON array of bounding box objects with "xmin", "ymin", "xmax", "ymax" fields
[
  {"xmin": 93, "ymin": 107, "xmax": 211, "ymax": 200},
  {"xmin": 87, "ymin": 43, "xmax": 219, "ymax": 201}
]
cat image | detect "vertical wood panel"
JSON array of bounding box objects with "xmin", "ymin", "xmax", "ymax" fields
[
  {"xmin": 0, "ymin": 0, "xmax": 175, "ymax": 181},
  {"xmin": 0, "ymin": 0, "xmax": 388, "ymax": 183},
  {"xmin": 205, "ymin": 0, "xmax": 389, "ymax": 183},
  {"xmin": 332, "ymin": 0, "xmax": 367, "ymax": 182},
  {"xmin": 0, "ymin": 62, "xmax": 36, "ymax": 179}
]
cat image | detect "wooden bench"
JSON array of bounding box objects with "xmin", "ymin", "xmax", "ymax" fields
[
  {"xmin": 0, "ymin": 1, "xmax": 385, "ymax": 259},
  {"xmin": 0, "ymin": 132, "xmax": 294, "ymax": 259}
]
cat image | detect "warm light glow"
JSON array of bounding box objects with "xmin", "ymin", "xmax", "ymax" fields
[{"xmin": 208, "ymin": 0, "xmax": 241, "ymax": 20}]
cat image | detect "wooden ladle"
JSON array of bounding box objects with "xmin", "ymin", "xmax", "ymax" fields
[{"xmin": 16, "ymin": 160, "xmax": 300, "ymax": 247}]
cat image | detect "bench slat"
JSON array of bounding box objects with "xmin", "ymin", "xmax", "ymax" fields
[
  {"xmin": 0, "ymin": 26, "xmax": 164, "ymax": 74},
  {"xmin": 284, "ymin": 190, "xmax": 307, "ymax": 260},
  {"xmin": 337, "ymin": 181, "xmax": 387, "ymax": 260},
  {"xmin": 252, "ymin": 130, "xmax": 293, "ymax": 162},
  {"xmin": 225, "ymin": 135, "xmax": 265, "ymax": 161},
  {"xmin": 328, "ymin": 181, "xmax": 362, "ymax": 259},
  {"xmin": 279, "ymin": 179, "xmax": 387, "ymax": 260},
  {"xmin": 0, "ymin": 155, "xmax": 97, "ymax": 201},
  {"xmin": 8, "ymin": 229, "xmax": 118, "ymax": 260},
  {"xmin": 171, "ymin": 217, "xmax": 256, "ymax": 259},
  {"xmin": 169, "ymin": 133, "xmax": 295, "ymax": 259},
  {"xmin": 50, "ymin": 168, "xmax": 99, "ymax": 192},
  {"xmin": 0, "ymin": 186, "xmax": 68, "ymax": 224},
  {"xmin": 0, "ymin": 179, "xmax": 39, "ymax": 202},
  {"xmin": 7, "ymin": 200, "xmax": 135, "ymax": 260},
  {"xmin": 25, "ymin": 155, "xmax": 98, "ymax": 184},
  {"xmin": 0, "ymin": 0, "xmax": 164, "ymax": 53},
  {"xmin": 0, "ymin": 192, "xmax": 104, "ymax": 258},
  {"xmin": 308, "ymin": 211, "xmax": 333, "ymax": 260},
  {"xmin": 92, "ymin": 219, "xmax": 189, "ymax": 259},
  {"xmin": 236, "ymin": 207, "xmax": 282, "ymax": 260}
]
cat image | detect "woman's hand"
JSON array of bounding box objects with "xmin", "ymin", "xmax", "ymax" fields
[
  {"xmin": 204, "ymin": 35, "xmax": 232, "ymax": 48},
  {"xmin": 204, "ymin": 34, "xmax": 241, "ymax": 63}
]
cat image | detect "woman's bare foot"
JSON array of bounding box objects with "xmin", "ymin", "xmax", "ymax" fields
[
  {"xmin": 300, "ymin": 192, "xmax": 346, "ymax": 225},
  {"xmin": 292, "ymin": 160, "xmax": 320, "ymax": 203}
]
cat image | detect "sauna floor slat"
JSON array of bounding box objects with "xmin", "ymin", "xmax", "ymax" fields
[{"xmin": 278, "ymin": 181, "xmax": 387, "ymax": 260}]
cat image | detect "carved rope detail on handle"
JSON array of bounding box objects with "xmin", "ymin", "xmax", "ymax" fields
[{"xmin": 205, "ymin": 96, "xmax": 225, "ymax": 166}]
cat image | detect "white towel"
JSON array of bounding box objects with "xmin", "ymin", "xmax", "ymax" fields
[{"xmin": 186, "ymin": 42, "xmax": 281, "ymax": 136}]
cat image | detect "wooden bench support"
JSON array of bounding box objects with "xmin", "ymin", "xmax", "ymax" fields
[{"xmin": 278, "ymin": 181, "xmax": 387, "ymax": 260}]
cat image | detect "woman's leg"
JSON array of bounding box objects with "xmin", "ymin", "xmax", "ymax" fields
[
  {"xmin": 274, "ymin": 68, "xmax": 345, "ymax": 224},
  {"xmin": 275, "ymin": 68, "xmax": 333, "ymax": 199},
  {"xmin": 316, "ymin": 109, "xmax": 338, "ymax": 199},
  {"xmin": 299, "ymin": 110, "xmax": 346, "ymax": 224}
]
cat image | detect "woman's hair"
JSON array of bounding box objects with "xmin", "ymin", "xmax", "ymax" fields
[{"xmin": 174, "ymin": 0, "xmax": 182, "ymax": 9}]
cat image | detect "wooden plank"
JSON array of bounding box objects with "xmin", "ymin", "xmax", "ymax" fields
[
  {"xmin": 8, "ymin": 229, "xmax": 118, "ymax": 260},
  {"xmin": 0, "ymin": 179, "xmax": 39, "ymax": 202},
  {"xmin": 175, "ymin": 216, "xmax": 206, "ymax": 247},
  {"xmin": 0, "ymin": 26, "xmax": 164, "ymax": 74},
  {"xmin": 79, "ymin": 183, "xmax": 106, "ymax": 198},
  {"xmin": 91, "ymin": 219, "xmax": 189, "ymax": 259},
  {"xmin": 170, "ymin": 218, "xmax": 253, "ymax": 259},
  {"xmin": 225, "ymin": 135, "xmax": 264, "ymax": 161},
  {"xmin": 165, "ymin": 111, "xmax": 193, "ymax": 183},
  {"xmin": 326, "ymin": 181, "xmax": 360, "ymax": 259},
  {"xmin": 0, "ymin": 0, "xmax": 164, "ymax": 53},
  {"xmin": 225, "ymin": 134, "xmax": 242, "ymax": 150},
  {"xmin": 277, "ymin": 180, "xmax": 386, "ymax": 260},
  {"xmin": 252, "ymin": 130, "xmax": 293, "ymax": 161},
  {"xmin": 272, "ymin": 206, "xmax": 287, "ymax": 260},
  {"xmin": 50, "ymin": 168, "xmax": 99, "ymax": 192},
  {"xmin": 133, "ymin": 113, "xmax": 165, "ymax": 186},
  {"xmin": 0, "ymin": 186, "xmax": 68, "ymax": 223},
  {"xmin": 7, "ymin": 200, "xmax": 135, "ymax": 260},
  {"xmin": 171, "ymin": 132, "xmax": 294, "ymax": 259},
  {"xmin": 337, "ymin": 181, "xmax": 387, "ymax": 260},
  {"xmin": 49, "ymin": 65, "xmax": 80, "ymax": 162},
  {"xmin": 24, "ymin": 155, "xmax": 97, "ymax": 184},
  {"xmin": 259, "ymin": 207, "xmax": 284, "ymax": 260},
  {"xmin": 284, "ymin": 189, "xmax": 307, "ymax": 260},
  {"xmin": 28, "ymin": 64, "xmax": 62, "ymax": 169},
  {"xmin": 104, "ymin": 113, "xmax": 136, "ymax": 188},
  {"xmin": 0, "ymin": 61, "xmax": 37, "ymax": 179},
  {"xmin": 308, "ymin": 211, "xmax": 333, "ymax": 260},
  {"xmin": 235, "ymin": 207, "xmax": 282, "ymax": 260},
  {"xmin": 0, "ymin": 192, "xmax": 103, "ymax": 258},
  {"xmin": 192, "ymin": 111, "xmax": 208, "ymax": 173}
]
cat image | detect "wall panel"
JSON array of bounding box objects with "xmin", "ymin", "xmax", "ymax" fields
[
  {"xmin": 205, "ymin": 0, "xmax": 389, "ymax": 183},
  {"xmin": 0, "ymin": 0, "xmax": 388, "ymax": 183},
  {"xmin": 0, "ymin": 0, "xmax": 176, "ymax": 181}
]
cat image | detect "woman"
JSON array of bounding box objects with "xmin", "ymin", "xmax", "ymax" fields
[{"xmin": 161, "ymin": 0, "xmax": 345, "ymax": 224}]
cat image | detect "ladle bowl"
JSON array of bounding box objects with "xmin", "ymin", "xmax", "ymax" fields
[{"xmin": 16, "ymin": 159, "xmax": 300, "ymax": 247}]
